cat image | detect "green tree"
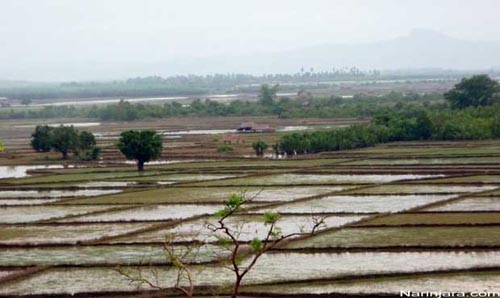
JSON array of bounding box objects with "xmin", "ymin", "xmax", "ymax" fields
[
  {"xmin": 50, "ymin": 126, "xmax": 80, "ymax": 159},
  {"xmin": 251, "ymin": 140, "xmax": 268, "ymax": 156},
  {"xmin": 117, "ymin": 130, "xmax": 163, "ymax": 171},
  {"xmin": 258, "ymin": 84, "xmax": 279, "ymax": 106},
  {"xmin": 78, "ymin": 131, "xmax": 100, "ymax": 160},
  {"xmin": 0, "ymin": 141, "xmax": 4, "ymax": 152},
  {"xmin": 445, "ymin": 75, "xmax": 499, "ymax": 109},
  {"xmin": 415, "ymin": 112, "xmax": 433, "ymax": 139},
  {"xmin": 78, "ymin": 131, "xmax": 96, "ymax": 151},
  {"xmin": 31, "ymin": 125, "xmax": 53, "ymax": 152}
]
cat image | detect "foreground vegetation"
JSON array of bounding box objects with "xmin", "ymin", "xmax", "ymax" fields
[
  {"xmin": 277, "ymin": 75, "xmax": 500, "ymax": 154},
  {"xmin": 1, "ymin": 140, "xmax": 500, "ymax": 296}
]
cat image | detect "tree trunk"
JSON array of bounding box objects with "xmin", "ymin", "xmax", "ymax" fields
[
  {"xmin": 137, "ymin": 160, "xmax": 145, "ymax": 172},
  {"xmin": 231, "ymin": 277, "xmax": 242, "ymax": 298},
  {"xmin": 62, "ymin": 151, "xmax": 68, "ymax": 160}
]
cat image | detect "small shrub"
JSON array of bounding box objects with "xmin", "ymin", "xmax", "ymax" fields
[{"xmin": 217, "ymin": 144, "xmax": 234, "ymax": 153}]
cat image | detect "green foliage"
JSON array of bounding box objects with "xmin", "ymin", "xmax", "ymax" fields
[
  {"xmin": 251, "ymin": 140, "xmax": 268, "ymax": 156},
  {"xmin": 78, "ymin": 131, "xmax": 97, "ymax": 151},
  {"xmin": 80, "ymin": 147, "xmax": 101, "ymax": 161},
  {"xmin": 250, "ymin": 238, "xmax": 263, "ymax": 251},
  {"xmin": 31, "ymin": 125, "xmax": 53, "ymax": 152},
  {"xmin": 216, "ymin": 236, "xmax": 232, "ymax": 247},
  {"xmin": 445, "ymin": 75, "xmax": 499, "ymax": 109},
  {"xmin": 217, "ymin": 144, "xmax": 234, "ymax": 153},
  {"xmin": 215, "ymin": 193, "xmax": 245, "ymax": 218},
  {"xmin": 116, "ymin": 130, "xmax": 163, "ymax": 171},
  {"xmin": 0, "ymin": 89, "xmax": 443, "ymax": 121},
  {"xmin": 0, "ymin": 141, "xmax": 4, "ymax": 152},
  {"xmin": 49, "ymin": 126, "xmax": 81, "ymax": 159},
  {"xmin": 279, "ymin": 105, "xmax": 500, "ymax": 155},
  {"xmin": 263, "ymin": 212, "xmax": 280, "ymax": 225},
  {"xmin": 30, "ymin": 125, "xmax": 100, "ymax": 159}
]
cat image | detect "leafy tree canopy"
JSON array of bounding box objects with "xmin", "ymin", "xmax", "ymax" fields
[
  {"xmin": 116, "ymin": 130, "xmax": 163, "ymax": 171},
  {"xmin": 30, "ymin": 125, "xmax": 99, "ymax": 160},
  {"xmin": 445, "ymin": 75, "xmax": 499, "ymax": 109},
  {"xmin": 50, "ymin": 126, "xmax": 80, "ymax": 159}
]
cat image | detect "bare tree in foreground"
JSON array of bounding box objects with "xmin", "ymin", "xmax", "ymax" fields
[
  {"xmin": 207, "ymin": 192, "xmax": 326, "ymax": 298},
  {"xmin": 117, "ymin": 234, "xmax": 198, "ymax": 297},
  {"xmin": 117, "ymin": 191, "xmax": 326, "ymax": 297}
]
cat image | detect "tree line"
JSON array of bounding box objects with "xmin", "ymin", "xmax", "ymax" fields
[
  {"xmin": 1, "ymin": 89, "xmax": 442, "ymax": 121},
  {"xmin": 0, "ymin": 70, "xmax": 415, "ymax": 101},
  {"xmin": 277, "ymin": 75, "xmax": 500, "ymax": 154}
]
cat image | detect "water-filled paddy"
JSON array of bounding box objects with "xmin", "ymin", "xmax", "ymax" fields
[
  {"xmin": 118, "ymin": 173, "xmax": 237, "ymax": 182},
  {"xmin": 110, "ymin": 215, "xmax": 365, "ymax": 243},
  {"xmin": 345, "ymin": 157, "xmax": 500, "ymax": 165},
  {"xmin": 78, "ymin": 181, "xmax": 137, "ymax": 187},
  {"xmin": 2, "ymin": 251, "xmax": 500, "ymax": 295},
  {"xmin": 425, "ymin": 197, "xmax": 500, "ymax": 211},
  {"xmin": 0, "ymin": 165, "xmax": 64, "ymax": 179},
  {"xmin": 194, "ymin": 173, "xmax": 443, "ymax": 186},
  {"xmin": 0, "ymin": 223, "xmax": 154, "ymax": 245},
  {"xmin": 0, "ymin": 189, "xmax": 122, "ymax": 199},
  {"xmin": 0, "ymin": 198, "xmax": 61, "ymax": 206},
  {"xmin": 252, "ymin": 195, "xmax": 456, "ymax": 214},
  {"xmin": 57, "ymin": 204, "xmax": 221, "ymax": 222},
  {"xmin": 0, "ymin": 244, "xmax": 224, "ymax": 266},
  {"xmin": 287, "ymin": 226, "xmax": 500, "ymax": 248},
  {"xmin": 0, "ymin": 205, "xmax": 117, "ymax": 223},
  {"xmin": 359, "ymin": 212, "xmax": 500, "ymax": 225},
  {"xmin": 420, "ymin": 175, "xmax": 500, "ymax": 184},
  {"xmin": 66, "ymin": 186, "xmax": 347, "ymax": 204},
  {"xmin": 346, "ymin": 184, "xmax": 497, "ymax": 194},
  {"xmin": 245, "ymin": 270, "xmax": 500, "ymax": 295},
  {"xmin": 6, "ymin": 171, "xmax": 161, "ymax": 184}
]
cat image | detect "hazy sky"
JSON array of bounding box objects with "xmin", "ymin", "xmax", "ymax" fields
[{"xmin": 1, "ymin": 0, "xmax": 500, "ymax": 80}]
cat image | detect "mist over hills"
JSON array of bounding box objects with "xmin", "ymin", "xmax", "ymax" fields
[
  {"xmin": 3, "ymin": 29, "xmax": 500, "ymax": 82},
  {"xmin": 155, "ymin": 29, "xmax": 500, "ymax": 75}
]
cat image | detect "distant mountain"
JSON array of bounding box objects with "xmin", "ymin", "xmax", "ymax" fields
[
  {"xmin": 151, "ymin": 29, "xmax": 500, "ymax": 75},
  {"xmin": 2, "ymin": 29, "xmax": 500, "ymax": 81}
]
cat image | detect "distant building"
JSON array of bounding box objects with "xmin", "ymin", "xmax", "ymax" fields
[{"xmin": 237, "ymin": 122, "xmax": 275, "ymax": 133}]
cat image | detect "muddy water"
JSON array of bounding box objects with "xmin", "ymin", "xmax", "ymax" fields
[
  {"xmin": 57, "ymin": 204, "xmax": 221, "ymax": 222},
  {"xmin": 426, "ymin": 197, "xmax": 500, "ymax": 211},
  {"xmin": 0, "ymin": 165, "xmax": 63, "ymax": 179},
  {"xmin": 0, "ymin": 189, "xmax": 122, "ymax": 198},
  {"xmin": 0, "ymin": 223, "xmax": 153, "ymax": 245},
  {"xmin": 0, "ymin": 198, "xmax": 61, "ymax": 206},
  {"xmin": 1, "ymin": 251, "xmax": 499, "ymax": 295},
  {"xmin": 249, "ymin": 271, "xmax": 500, "ymax": 295},
  {"xmin": 0, "ymin": 244, "xmax": 224, "ymax": 266},
  {"xmin": 113, "ymin": 215, "xmax": 366, "ymax": 243},
  {"xmin": 253, "ymin": 194, "xmax": 456, "ymax": 214},
  {"xmin": 79, "ymin": 181, "xmax": 136, "ymax": 188},
  {"xmin": 0, "ymin": 206, "xmax": 115, "ymax": 223}
]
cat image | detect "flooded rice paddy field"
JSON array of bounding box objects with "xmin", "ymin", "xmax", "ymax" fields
[{"xmin": 1, "ymin": 140, "xmax": 500, "ymax": 296}]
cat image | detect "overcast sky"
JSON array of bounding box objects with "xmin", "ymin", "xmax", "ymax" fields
[{"xmin": 1, "ymin": 0, "xmax": 500, "ymax": 81}]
